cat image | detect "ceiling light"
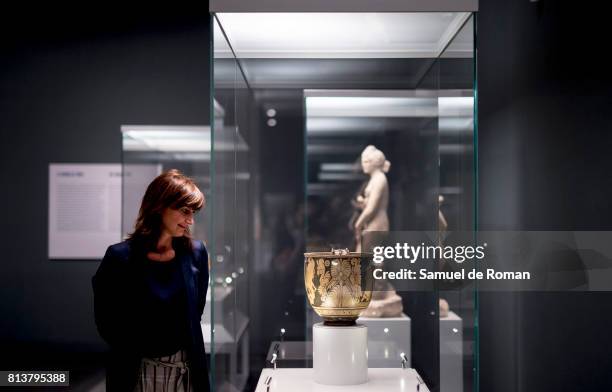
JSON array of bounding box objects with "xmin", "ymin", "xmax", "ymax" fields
[{"xmin": 215, "ymin": 13, "xmax": 471, "ymax": 59}]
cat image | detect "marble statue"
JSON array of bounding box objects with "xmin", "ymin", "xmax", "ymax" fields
[
  {"xmin": 353, "ymin": 145, "xmax": 390, "ymax": 252},
  {"xmin": 352, "ymin": 145, "xmax": 403, "ymax": 318}
]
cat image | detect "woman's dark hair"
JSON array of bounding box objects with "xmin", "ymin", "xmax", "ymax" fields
[{"xmin": 128, "ymin": 169, "xmax": 205, "ymax": 252}]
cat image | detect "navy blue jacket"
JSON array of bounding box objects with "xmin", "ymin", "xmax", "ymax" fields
[{"xmin": 92, "ymin": 239, "xmax": 210, "ymax": 391}]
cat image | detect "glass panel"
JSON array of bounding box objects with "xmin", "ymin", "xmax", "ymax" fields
[
  {"xmin": 411, "ymin": 57, "xmax": 442, "ymax": 390},
  {"xmin": 438, "ymin": 14, "xmax": 476, "ymax": 392},
  {"xmin": 211, "ymin": 14, "xmax": 255, "ymax": 391},
  {"xmin": 233, "ymin": 42, "xmax": 253, "ymax": 390},
  {"xmin": 212, "ymin": 15, "xmax": 240, "ymax": 392}
]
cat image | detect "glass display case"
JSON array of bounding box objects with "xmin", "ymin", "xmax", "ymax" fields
[{"xmin": 210, "ymin": 7, "xmax": 477, "ymax": 392}]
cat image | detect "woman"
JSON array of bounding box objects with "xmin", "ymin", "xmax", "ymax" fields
[{"xmin": 92, "ymin": 169, "xmax": 210, "ymax": 391}]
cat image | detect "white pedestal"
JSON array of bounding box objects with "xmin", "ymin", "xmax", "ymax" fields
[
  {"xmin": 255, "ymin": 368, "xmax": 430, "ymax": 392},
  {"xmin": 440, "ymin": 311, "xmax": 463, "ymax": 392},
  {"xmin": 313, "ymin": 323, "xmax": 368, "ymax": 385},
  {"xmin": 358, "ymin": 313, "xmax": 411, "ymax": 368}
]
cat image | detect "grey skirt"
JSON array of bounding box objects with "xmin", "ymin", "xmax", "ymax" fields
[{"xmin": 134, "ymin": 349, "xmax": 193, "ymax": 392}]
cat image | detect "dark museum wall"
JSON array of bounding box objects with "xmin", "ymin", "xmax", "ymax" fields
[
  {"xmin": 478, "ymin": 0, "xmax": 612, "ymax": 391},
  {"xmin": 0, "ymin": 8, "xmax": 211, "ymax": 367}
]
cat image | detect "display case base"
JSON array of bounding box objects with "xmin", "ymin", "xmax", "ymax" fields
[{"xmin": 255, "ymin": 368, "xmax": 430, "ymax": 392}]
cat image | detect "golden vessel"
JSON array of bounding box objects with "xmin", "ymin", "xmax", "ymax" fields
[{"xmin": 304, "ymin": 249, "xmax": 373, "ymax": 325}]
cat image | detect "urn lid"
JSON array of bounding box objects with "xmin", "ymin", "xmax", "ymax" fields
[{"xmin": 304, "ymin": 248, "xmax": 363, "ymax": 258}]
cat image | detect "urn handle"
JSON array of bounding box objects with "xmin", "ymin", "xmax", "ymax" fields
[{"xmin": 331, "ymin": 248, "xmax": 350, "ymax": 255}]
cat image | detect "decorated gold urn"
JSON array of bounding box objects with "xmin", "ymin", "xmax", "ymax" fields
[{"xmin": 304, "ymin": 249, "xmax": 374, "ymax": 325}]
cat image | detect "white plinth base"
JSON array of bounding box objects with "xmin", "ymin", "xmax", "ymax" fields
[
  {"xmin": 313, "ymin": 323, "xmax": 368, "ymax": 385},
  {"xmin": 255, "ymin": 368, "xmax": 430, "ymax": 392}
]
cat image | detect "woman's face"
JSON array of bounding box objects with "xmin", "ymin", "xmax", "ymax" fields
[{"xmin": 161, "ymin": 206, "xmax": 195, "ymax": 237}]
